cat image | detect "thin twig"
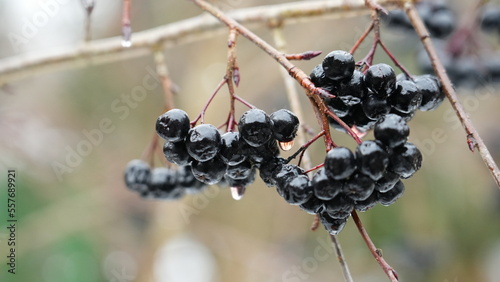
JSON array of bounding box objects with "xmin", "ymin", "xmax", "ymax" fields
[
  {"xmin": 352, "ymin": 211, "xmax": 398, "ymax": 281},
  {"xmin": 153, "ymin": 50, "xmax": 175, "ymax": 111},
  {"xmin": 405, "ymin": 2, "xmax": 500, "ymax": 188},
  {"xmin": 330, "ymin": 234, "xmax": 354, "ymax": 282},
  {"xmin": 0, "ymin": 0, "xmax": 401, "ymax": 86}
]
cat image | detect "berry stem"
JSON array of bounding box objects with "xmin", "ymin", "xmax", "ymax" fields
[
  {"xmin": 286, "ymin": 130, "xmax": 325, "ymax": 165},
  {"xmin": 191, "ymin": 77, "xmax": 226, "ymax": 126},
  {"xmin": 351, "ymin": 210, "xmax": 399, "ymax": 282},
  {"xmin": 405, "ymin": 2, "xmax": 500, "ymax": 188},
  {"xmin": 233, "ymin": 94, "xmax": 255, "ymax": 109},
  {"xmin": 304, "ymin": 163, "xmax": 324, "ymax": 174},
  {"xmin": 349, "ymin": 20, "xmax": 375, "ymax": 56},
  {"xmin": 377, "ymin": 40, "xmax": 413, "ymax": 79}
]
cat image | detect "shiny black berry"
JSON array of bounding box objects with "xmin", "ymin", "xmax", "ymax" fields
[
  {"xmin": 362, "ymin": 92, "xmax": 391, "ymax": 120},
  {"xmin": 354, "ymin": 191, "xmax": 379, "ymax": 212},
  {"xmin": 391, "ymin": 80, "xmax": 423, "ymax": 114},
  {"xmin": 324, "ymin": 147, "xmax": 357, "ymax": 180},
  {"xmin": 324, "ymin": 195, "xmax": 354, "ymax": 219},
  {"xmin": 146, "ymin": 167, "xmax": 184, "ymax": 200},
  {"xmin": 388, "ymin": 142, "xmax": 423, "ymax": 179},
  {"xmin": 336, "ymin": 70, "xmax": 367, "ymax": 106},
  {"xmin": 238, "ymin": 109, "xmax": 273, "ymax": 147},
  {"xmin": 185, "ymin": 124, "xmax": 221, "ymax": 162},
  {"xmin": 124, "ymin": 159, "xmax": 151, "ymax": 193},
  {"xmin": 278, "ymin": 174, "xmax": 313, "ymax": 205},
  {"xmin": 374, "ymin": 114, "xmax": 410, "ymax": 148},
  {"xmin": 191, "ymin": 157, "xmax": 226, "ymax": 185},
  {"xmin": 414, "ymin": 75, "xmax": 444, "ymax": 111},
  {"xmin": 270, "ymin": 109, "xmax": 299, "ymax": 142},
  {"xmin": 343, "ymin": 172, "xmax": 376, "ymax": 201},
  {"xmin": 163, "ymin": 141, "xmax": 191, "ymax": 166},
  {"xmin": 225, "ymin": 159, "xmax": 253, "ymax": 180},
  {"xmin": 311, "ymin": 167, "xmax": 342, "ymax": 201},
  {"xmin": 299, "ymin": 196, "xmax": 325, "ymax": 214},
  {"xmin": 364, "ymin": 63, "xmax": 397, "ymax": 97},
  {"xmin": 355, "ymin": 140, "xmax": 389, "ymax": 181},
  {"xmin": 219, "ymin": 132, "xmax": 246, "ymax": 165},
  {"xmin": 310, "ymin": 64, "xmax": 336, "ymax": 92},
  {"xmin": 259, "ymin": 157, "xmax": 286, "ymax": 187},
  {"xmin": 273, "ymin": 164, "xmax": 305, "ymax": 190},
  {"xmin": 156, "ymin": 109, "xmax": 190, "ymax": 142},
  {"xmin": 319, "ymin": 211, "xmax": 347, "ymax": 235},
  {"xmin": 378, "ymin": 180, "xmax": 405, "ymax": 206},
  {"xmin": 322, "ymin": 50, "xmax": 355, "ymax": 81},
  {"xmin": 375, "ymin": 171, "xmax": 400, "ymax": 193}
]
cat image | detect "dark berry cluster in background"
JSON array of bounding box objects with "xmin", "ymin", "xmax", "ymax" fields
[
  {"xmin": 382, "ymin": 1, "xmax": 500, "ymax": 88},
  {"xmin": 382, "ymin": 1, "xmax": 456, "ymax": 39},
  {"xmin": 124, "ymin": 160, "xmax": 206, "ymax": 200},
  {"xmin": 311, "ymin": 50, "xmax": 445, "ymax": 133}
]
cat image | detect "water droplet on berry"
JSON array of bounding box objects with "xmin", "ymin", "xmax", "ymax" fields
[
  {"xmin": 230, "ymin": 186, "xmax": 246, "ymax": 200},
  {"xmin": 279, "ymin": 141, "xmax": 294, "ymax": 151}
]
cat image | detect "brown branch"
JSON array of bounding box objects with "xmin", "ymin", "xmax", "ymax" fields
[
  {"xmin": 352, "ymin": 211, "xmax": 398, "ymax": 281},
  {"xmin": 0, "ymin": 0, "xmax": 401, "ymax": 86},
  {"xmin": 405, "ymin": 2, "xmax": 500, "ymax": 188}
]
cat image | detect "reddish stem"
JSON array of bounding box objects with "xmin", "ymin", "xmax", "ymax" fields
[
  {"xmin": 285, "ymin": 51, "xmax": 322, "ymax": 60},
  {"xmin": 191, "ymin": 78, "xmax": 226, "ymax": 126},
  {"xmin": 304, "ymin": 163, "xmax": 324, "ymax": 174},
  {"xmin": 378, "ymin": 40, "xmax": 413, "ymax": 79},
  {"xmin": 352, "ymin": 211, "xmax": 399, "ymax": 281},
  {"xmin": 349, "ymin": 21, "xmax": 374, "ymax": 55},
  {"xmin": 286, "ymin": 130, "xmax": 325, "ymax": 164}
]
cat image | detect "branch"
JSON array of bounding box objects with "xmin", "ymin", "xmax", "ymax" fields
[
  {"xmin": 405, "ymin": 2, "xmax": 500, "ymax": 188},
  {"xmin": 352, "ymin": 211, "xmax": 398, "ymax": 281},
  {"xmin": 0, "ymin": 0, "xmax": 401, "ymax": 86}
]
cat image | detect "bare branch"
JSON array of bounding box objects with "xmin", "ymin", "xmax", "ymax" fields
[{"xmin": 0, "ymin": 0, "xmax": 400, "ymax": 86}]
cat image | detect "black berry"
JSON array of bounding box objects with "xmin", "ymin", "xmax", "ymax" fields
[
  {"xmin": 156, "ymin": 109, "xmax": 190, "ymax": 142},
  {"xmin": 374, "ymin": 113, "xmax": 410, "ymax": 148},
  {"xmin": 324, "ymin": 147, "xmax": 357, "ymax": 180},
  {"xmin": 185, "ymin": 124, "xmax": 221, "ymax": 162},
  {"xmin": 322, "ymin": 50, "xmax": 355, "ymax": 81},
  {"xmin": 238, "ymin": 109, "xmax": 273, "ymax": 147},
  {"xmin": 270, "ymin": 109, "xmax": 299, "ymax": 142}
]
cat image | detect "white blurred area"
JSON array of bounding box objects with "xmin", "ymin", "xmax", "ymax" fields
[
  {"xmin": 154, "ymin": 234, "xmax": 217, "ymax": 282},
  {"xmin": 1, "ymin": 0, "xmax": 120, "ymax": 56}
]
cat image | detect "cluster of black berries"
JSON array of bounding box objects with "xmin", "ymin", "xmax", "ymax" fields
[
  {"xmin": 310, "ymin": 50, "xmax": 445, "ymax": 132},
  {"xmin": 155, "ymin": 108, "xmax": 299, "ymax": 193},
  {"xmin": 124, "ymin": 160, "xmax": 206, "ymax": 199},
  {"xmin": 258, "ymin": 114, "xmax": 422, "ymax": 235},
  {"xmin": 382, "ymin": 1, "xmax": 456, "ymax": 39}
]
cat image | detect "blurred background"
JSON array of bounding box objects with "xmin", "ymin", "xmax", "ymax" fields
[{"xmin": 1, "ymin": 1, "xmax": 500, "ymax": 281}]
